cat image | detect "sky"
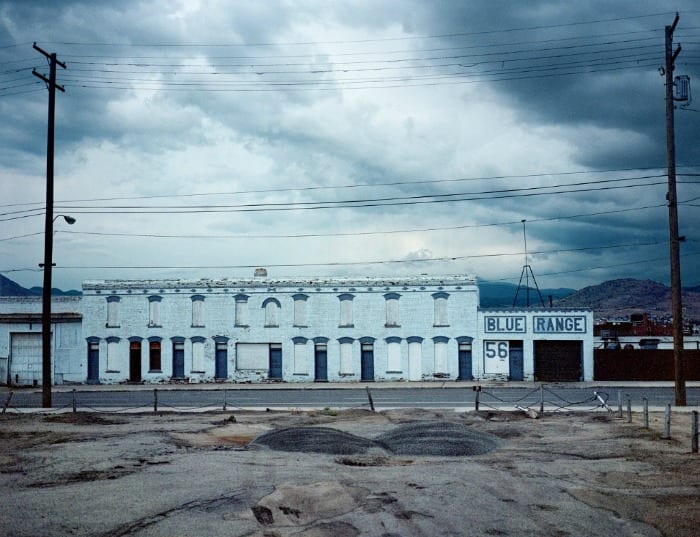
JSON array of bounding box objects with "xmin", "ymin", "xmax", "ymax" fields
[{"xmin": 1, "ymin": 1, "xmax": 699, "ymax": 292}]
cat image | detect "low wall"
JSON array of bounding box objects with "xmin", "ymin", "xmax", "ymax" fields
[{"xmin": 594, "ymin": 349, "xmax": 700, "ymax": 380}]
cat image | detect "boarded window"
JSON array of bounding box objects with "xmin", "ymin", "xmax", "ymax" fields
[
  {"xmin": 434, "ymin": 339, "xmax": 448, "ymax": 374},
  {"xmin": 433, "ymin": 293, "xmax": 449, "ymax": 326},
  {"xmin": 293, "ymin": 294, "xmax": 308, "ymax": 327},
  {"xmin": 293, "ymin": 340, "xmax": 308, "ymax": 375},
  {"xmin": 339, "ymin": 294, "xmax": 354, "ymax": 327},
  {"xmin": 264, "ymin": 298, "xmax": 280, "ymax": 327},
  {"xmin": 339, "ymin": 341, "xmax": 353, "ymax": 374},
  {"xmin": 236, "ymin": 343, "xmax": 269, "ymax": 370},
  {"xmin": 106, "ymin": 339, "xmax": 120, "ymax": 371},
  {"xmin": 387, "ymin": 340, "xmax": 401, "ymax": 372},
  {"xmin": 191, "ymin": 296, "xmax": 204, "ymax": 327},
  {"xmin": 385, "ymin": 293, "xmax": 400, "ymax": 326},
  {"xmin": 235, "ymin": 295, "xmax": 249, "ymax": 327},
  {"xmin": 148, "ymin": 297, "xmax": 161, "ymax": 327},
  {"xmin": 106, "ymin": 297, "xmax": 119, "ymax": 327},
  {"xmin": 408, "ymin": 340, "xmax": 422, "ymax": 380},
  {"xmin": 191, "ymin": 340, "xmax": 205, "ymax": 372}
]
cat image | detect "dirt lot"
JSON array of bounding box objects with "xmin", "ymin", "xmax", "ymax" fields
[{"xmin": 0, "ymin": 408, "xmax": 698, "ymax": 537}]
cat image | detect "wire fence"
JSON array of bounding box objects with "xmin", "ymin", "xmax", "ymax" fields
[{"xmin": 2, "ymin": 384, "xmax": 698, "ymax": 452}]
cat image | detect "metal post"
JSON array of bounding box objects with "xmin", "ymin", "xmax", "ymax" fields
[
  {"xmin": 2, "ymin": 392, "xmax": 13, "ymax": 414},
  {"xmin": 475, "ymin": 388, "xmax": 480, "ymax": 412},
  {"xmin": 539, "ymin": 384, "xmax": 544, "ymax": 414},
  {"xmin": 692, "ymin": 411, "xmax": 698, "ymax": 453},
  {"xmin": 223, "ymin": 389, "xmax": 227, "ymax": 412},
  {"xmin": 643, "ymin": 398, "xmax": 648, "ymax": 428},
  {"xmin": 153, "ymin": 388, "xmax": 158, "ymax": 413},
  {"xmin": 365, "ymin": 386, "xmax": 375, "ymax": 412},
  {"xmin": 617, "ymin": 390, "xmax": 623, "ymax": 418},
  {"xmin": 72, "ymin": 389, "xmax": 76, "ymax": 413},
  {"xmin": 662, "ymin": 403, "xmax": 672, "ymax": 439},
  {"xmin": 627, "ymin": 398, "xmax": 632, "ymax": 423}
]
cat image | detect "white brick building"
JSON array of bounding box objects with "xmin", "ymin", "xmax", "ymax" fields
[{"xmin": 79, "ymin": 274, "xmax": 593, "ymax": 384}]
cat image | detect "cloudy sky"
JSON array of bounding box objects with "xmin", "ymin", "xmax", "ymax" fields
[{"xmin": 1, "ymin": 1, "xmax": 699, "ymax": 292}]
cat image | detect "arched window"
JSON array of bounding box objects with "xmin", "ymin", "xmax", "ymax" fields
[{"xmin": 262, "ymin": 297, "xmax": 281, "ymax": 327}]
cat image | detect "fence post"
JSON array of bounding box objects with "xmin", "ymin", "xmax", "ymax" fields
[
  {"xmin": 539, "ymin": 384, "xmax": 544, "ymax": 414},
  {"xmin": 365, "ymin": 386, "xmax": 375, "ymax": 412},
  {"xmin": 153, "ymin": 388, "xmax": 158, "ymax": 413},
  {"xmin": 223, "ymin": 389, "xmax": 227, "ymax": 412},
  {"xmin": 2, "ymin": 392, "xmax": 13, "ymax": 414},
  {"xmin": 692, "ymin": 411, "xmax": 698, "ymax": 454},
  {"xmin": 662, "ymin": 403, "xmax": 671, "ymax": 439},
  {"xmin": 626, "ymin": 397, "xmax": 632, "ymax": 423},
  {"xmin": 474, "ymin": 385, "xmax": 481, "ymax": 412},
  {"xmin": 617, "ymin": 390, "xmax": 623, "ymax": 418},
  {"xmin": 72, "ymin": 389, "xmax": 77, "ymax": 413},
  {"xmin": 642, "ymin": 398, "xmax": 648, "ymax": 428}
]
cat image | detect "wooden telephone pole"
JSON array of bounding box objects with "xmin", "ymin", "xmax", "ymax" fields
[
  {"xmin": 33, "ymin": 43, "xmax": 66, "ymax": 408},
  {"xmin": 664, "ymin": 15, "xmax": 686, "ymax": 406}
]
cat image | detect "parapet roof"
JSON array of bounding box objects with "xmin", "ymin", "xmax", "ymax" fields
[{"xmin": 82, "ymin": 274, "xmax": 477, "ymax": 290}]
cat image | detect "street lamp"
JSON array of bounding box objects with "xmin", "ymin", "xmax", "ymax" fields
[{"xmin": 41, "ymin": 213, "xmax": 75, "ymax": 408}]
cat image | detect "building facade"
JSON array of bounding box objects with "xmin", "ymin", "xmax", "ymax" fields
[
  {"xmin": 80, "ymin": 274, "xmax": 593, "ymax": 384},
  {"xmin": 0, "ymin": 297, "xmax": 82, "ymax": 386},
  {"xmin": 0, "ymin": 274, "xmax": 594, "ymax": 385}
]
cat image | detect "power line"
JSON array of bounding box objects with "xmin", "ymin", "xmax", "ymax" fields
[
  {"xmin": 0, "ymin": 239, "xmax": 670, "ymax": 274},
  {"xmin": 36, "ymin": 12, "xmax": 677, "ymax": 48},
  {"xmin": 0, "ymin": 201, "xmax": 670, "ymax": 243},
  {"xmin": 0, "ymin": 166, "xmax": 684, "ymax": 209}
]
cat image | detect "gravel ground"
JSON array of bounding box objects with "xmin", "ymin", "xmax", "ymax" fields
[{"xmin": 0, "ymin": 408, "xmax": 698, "ymax": 537}]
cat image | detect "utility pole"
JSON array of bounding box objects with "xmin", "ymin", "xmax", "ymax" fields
[
  {"xmin": 33, "ymin": 43, "xmax": 66, "ymax": 409},
  {"xmin": 664, "ymin": 14, "xmax": 686, "ymax": 406}
]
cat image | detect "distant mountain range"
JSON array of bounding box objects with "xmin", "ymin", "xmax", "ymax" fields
[
  {"xmin": 553, "ymin": 278, "xmax": 700, "ymax": 322},
  {"xmin": 0, "ymin": 274, "xmax": 80, "ymax": 297},
  {"xmin": 2, "ymin": 273, "xmax": 699, "ymax": 322}
]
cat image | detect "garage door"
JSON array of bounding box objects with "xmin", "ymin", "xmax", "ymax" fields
[
  {"xmin": 10, "ymin": 333, "xmax": 44, "ymax": 386},
  {"xmin": 534, "ymin": 340, "xmax": 582, "ymax": 382}
]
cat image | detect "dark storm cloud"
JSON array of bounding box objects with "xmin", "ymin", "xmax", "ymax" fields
[{"xmin": 2, "ymin": 1, "xmax": 700, "ymax": 290}]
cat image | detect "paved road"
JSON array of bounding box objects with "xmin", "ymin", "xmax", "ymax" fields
[{"xmin": 3, "ymin": 385, "xmax": 698, "ymax": 410}]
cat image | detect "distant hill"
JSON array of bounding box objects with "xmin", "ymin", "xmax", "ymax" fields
[
  {"xmin": 0, "ymin": 274, "xmax": 80, "ymax": 297},
  {"xmin": 554, "ymin": 278, "xmax": 700, "ymax": 321},
  {"xmin": 477, "ymin": 281, "xmax": 575, "ymax": 308},
  {"xmin": 0, "ymin": 274, "xmax": 34, "ymax": 296}
]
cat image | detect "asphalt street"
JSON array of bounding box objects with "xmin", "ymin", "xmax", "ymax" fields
[{"xmin": 3, "ymin": 385, "xmax": 698, "ymax": 411}]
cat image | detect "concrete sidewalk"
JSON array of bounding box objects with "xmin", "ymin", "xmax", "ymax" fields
[{"xmin": 2, "ymin": 379, "xmax": 699, "ymax": 393}]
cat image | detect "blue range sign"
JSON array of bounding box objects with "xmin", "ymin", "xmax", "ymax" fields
[
  {"xmin": 533, "ymin": 315, "xmax": 587, "ymax": 334},
  {"xmin": 484, "ymin": 316, "xmax": 526, "ymax": 333}
]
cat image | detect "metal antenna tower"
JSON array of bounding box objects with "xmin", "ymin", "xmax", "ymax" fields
[{"xmin": 513, "ymin": 219, "xmax": 545, "ymax": 307}]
